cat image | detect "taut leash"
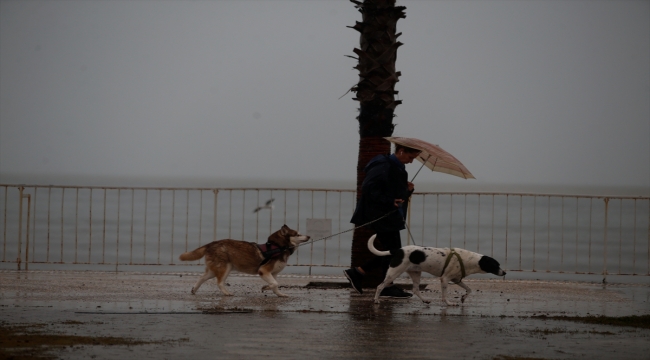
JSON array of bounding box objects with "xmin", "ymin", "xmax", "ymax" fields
[{"xmin": 293, "ymin": 209, "xmax": 398, "ymax": 248}]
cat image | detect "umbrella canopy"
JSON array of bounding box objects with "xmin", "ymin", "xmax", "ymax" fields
[{"xmin": 384, "ymin": 137, "xmax": 475, "ymax": 180}]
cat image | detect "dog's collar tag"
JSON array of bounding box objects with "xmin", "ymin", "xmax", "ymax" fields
[{"xmin": 440, "ymin": 248, "xmax": 466, "ymax": 281}]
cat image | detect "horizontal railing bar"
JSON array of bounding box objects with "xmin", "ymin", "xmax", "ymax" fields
[
  {"xmin": 0, "ymin": 184, "xmax": 356, "ymax": 193},
  {"xmin": 3, "ymin": 185, "xmax": 647, "ymax": 200},
  {"xmin": 416, "ymin": 191, "xmax": 648, "ymax": 200}
]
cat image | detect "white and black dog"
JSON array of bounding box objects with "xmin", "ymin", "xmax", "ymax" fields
[{"xmin": 368, "ymin": 235, "xmax": 506, "ymax": 305}]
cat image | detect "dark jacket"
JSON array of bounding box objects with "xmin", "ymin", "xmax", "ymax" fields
[{"xmin": 350, "ymin": 154, "xmax": 411, "ymax": 232}]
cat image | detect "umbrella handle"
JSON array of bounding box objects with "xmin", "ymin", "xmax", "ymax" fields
[{"xmin": 410, "ymin": 154, "xmax": 432, "ymax": 182}]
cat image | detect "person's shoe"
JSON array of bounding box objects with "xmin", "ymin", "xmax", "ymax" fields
[
  {"xmin": 343, "ymin": 268, "xmax": 363, "ymax": 294},
  {"xmin": 379, "ymin": 285, "xmax": 413, "ymax": 299}
]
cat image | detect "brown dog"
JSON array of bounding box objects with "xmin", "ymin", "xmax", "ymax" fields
[{"xmin": 179, "ymin": 224, "xmax": 310, "ymax": 297}]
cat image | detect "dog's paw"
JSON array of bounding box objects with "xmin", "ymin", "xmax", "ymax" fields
[
  {"xmin": 461, "ymin": 295, "xmax": 468, "ymax": 303},
  {"xmin": 275, "ymin": 292, "xmax": 288, "ymax": 297},
  {"xmin": 190, "ymin": 288, "xmax": 196, "ymax": 295},
  {"xmin": 422, "ymin": 300, "xmax": 431, "ymax": 304},
  {"xmin": 374, "ymin": 299, "xmax": 381, "ymax": 304},
  {"xmin": 261, "ymin": 285, "xmax": 270, "ymax": 292}
]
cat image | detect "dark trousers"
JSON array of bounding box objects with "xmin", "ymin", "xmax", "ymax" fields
[{"xmin": 359, "ymin": 230, "xmax": 402, "ymax": 279}]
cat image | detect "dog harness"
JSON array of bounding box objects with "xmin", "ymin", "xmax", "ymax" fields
[
  {"xmin": 257, "ymin": 242, "xmax": 287, "ymax": 266},
  {"xmin": 440, "ymin": 248, "xmax": 466, "ymax": 282}
]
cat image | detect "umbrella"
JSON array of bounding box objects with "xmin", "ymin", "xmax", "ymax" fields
[{"xmin": 384, "ymin": 137, "xmax": 475, "ymax": 180}]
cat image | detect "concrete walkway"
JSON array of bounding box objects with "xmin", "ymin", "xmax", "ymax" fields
[{"xmin": 1, "ymin": 270, "xmax": 649, "ymax": 359}]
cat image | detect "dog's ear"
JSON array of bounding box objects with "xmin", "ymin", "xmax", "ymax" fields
[{"xmin": 279, "ymin": 224, "xmax": 290, "ymax": 236}]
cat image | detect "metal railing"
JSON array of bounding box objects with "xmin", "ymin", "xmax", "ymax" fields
[
  {"xmin": 1, "ymin": 185, "xmax": 648, "ymax": 280},
  {"xmin": 404, "ymin": 192, "xmax": 649, "ymax": 278}
]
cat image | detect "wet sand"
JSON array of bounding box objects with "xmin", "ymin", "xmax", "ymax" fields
[{"xmin": 1, "ymin": 270, "xmax": 649, "ymax": 359}]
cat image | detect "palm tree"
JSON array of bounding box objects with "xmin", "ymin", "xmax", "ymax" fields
[{"xmin": 348, "ymin": 0, "xmax": 406, "ymax": 286}]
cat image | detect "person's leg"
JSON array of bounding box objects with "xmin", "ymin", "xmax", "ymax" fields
[
  {"xmin": 373, "ymin": 231, "xmax": 412, "ymax": 299},
  {"xmin": 345, "ymin": 231, "xmax": 411, "ymax": 298},
  {"xmin": 344, "ymin": 231, "xmax": 398, "ymax": 294},
  {"xmin": 373, "ymin": 230, "xmax": 402, "ymax": 278},
  {"xmin": 354, "ymin": 231, "xmax": 400, "ymax": 274}
]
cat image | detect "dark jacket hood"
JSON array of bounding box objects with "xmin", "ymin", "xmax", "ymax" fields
[{"xmin": 364, "ymin": 154, "xmax": 390, "ymax": 172}]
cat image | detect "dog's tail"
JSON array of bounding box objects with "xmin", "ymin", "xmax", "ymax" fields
[
  {"xmin": 179, "ymin": 245, "xmax": 207, "ymax": 261},
  {"xmin": 367, "ymin": 234, "xmax": 391, "ymax": 257}
]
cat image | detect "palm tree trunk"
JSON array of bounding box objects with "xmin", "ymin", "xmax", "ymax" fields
[{"xmin": 349, "ymin": 0, "xmax": 406, "ymax": 287}]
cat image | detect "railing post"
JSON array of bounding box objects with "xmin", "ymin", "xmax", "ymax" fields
[
  {"xmin": 15, "ymin": 187, "xmax": 31, "ymax": 270},
  {"xmin": 17, "ymin": 187, "xmax": 24, "ymax": 270},
  {"xmin": 603, "ymin": 197, "xmax": 609, "ymax": 283},
  {"xmin": 24, "ymin": 194, "xmax": 31, "ymax": 271},
  {"xmin": 116, "ymin": 189, "xmax": 121, "ymax": 272},
  {"xmin": 213, "ymin": 189, "xmax": 219, "ymax": 242}
]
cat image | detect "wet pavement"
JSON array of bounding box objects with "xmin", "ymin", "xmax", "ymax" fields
[{"xmin": 1, "ymin": 270, "xmax": 649, "ymax": 359}]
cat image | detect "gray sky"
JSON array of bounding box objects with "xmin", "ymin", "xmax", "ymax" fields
[{"xmin": 1, "ymin": 0, "xmax": 648, "ymax": 193}]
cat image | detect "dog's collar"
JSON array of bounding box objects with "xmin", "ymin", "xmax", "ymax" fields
[{"xmin": 440, "ymin": 248, "xmax": 466, "ymax": 282}]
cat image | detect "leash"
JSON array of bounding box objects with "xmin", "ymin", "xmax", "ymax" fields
[
  {"xmin": 294, "ymin": 202, "xmax": 420, "ymax": 249},
  {"xmin": 293, "ymin": 209, "xmax": 398, "ymax": 249},
  {"xmin": 259, "ymin": 210, "xmax": 398, "ymax": 268},
  {"xmin": 401, "ymin": 212, "xmax": 417, "ymax": 246},
  {"xmin": 300, "ymin": 152, "xmax": 430, "ymax": 251}
]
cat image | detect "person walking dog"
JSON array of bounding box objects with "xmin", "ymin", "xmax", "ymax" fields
[{"xmin": 344, "ymin": 144, "xmax": 421, "ymax": 298}]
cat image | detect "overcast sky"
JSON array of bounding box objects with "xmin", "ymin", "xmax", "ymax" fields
[{"xmin": 1, "ymin": 0, "xmax": 648, "ymax": 193}]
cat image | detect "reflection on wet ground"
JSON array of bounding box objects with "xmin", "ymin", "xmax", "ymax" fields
[{"xmin": 1, "ymin": 271, "xmax": 648, "ymax": 359}]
